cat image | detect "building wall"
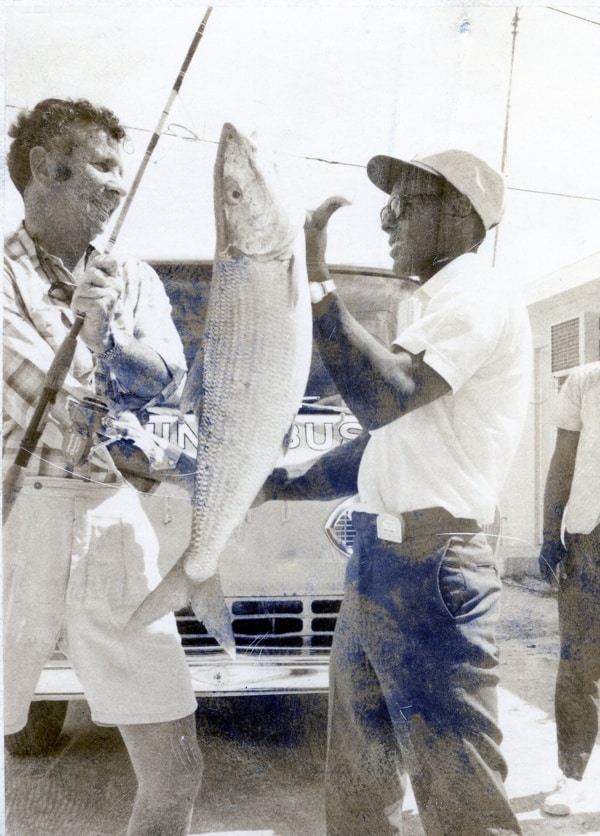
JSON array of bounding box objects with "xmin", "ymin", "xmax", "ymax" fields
[{"xmin": 500, "ymin": 276, "xmax": 600, "ymax": 576}]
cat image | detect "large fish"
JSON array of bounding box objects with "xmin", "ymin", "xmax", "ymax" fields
[{"xmin": 128, "ymin": 123, "xmax": 313, "ymax": 656}]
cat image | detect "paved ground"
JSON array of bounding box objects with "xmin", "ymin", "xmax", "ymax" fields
[
  {"xmin": 496, "ymin": 578, "xmax": 600, "ymax": 835},
  {"xmin": 4, "ymin": 579, "xmax": 600, "ymax": 835}
]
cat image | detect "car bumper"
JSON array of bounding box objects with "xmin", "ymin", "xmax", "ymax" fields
[{"xmin": 34, "ymin": 653, "xmax": 330, "ymax": 700}]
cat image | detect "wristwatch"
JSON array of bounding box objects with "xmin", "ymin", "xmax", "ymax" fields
[{"xmin": 309, "ymin": 279, "xmax": 337, "ymax": 304}]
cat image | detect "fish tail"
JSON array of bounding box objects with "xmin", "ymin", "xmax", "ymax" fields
[{"xmin": 190, "ymin": 573, "xmax": 235, "ymax": 659}]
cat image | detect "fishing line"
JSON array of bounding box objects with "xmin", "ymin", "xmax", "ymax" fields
[{"xmin": 27, "ymin": 447, "xmax": 198, "ymax": 500}]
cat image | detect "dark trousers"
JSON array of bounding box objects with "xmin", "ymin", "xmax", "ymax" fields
[
  {"xmin": 555, "ymin": 524, "xmax": 600, "ymax": 780},
  {"xmin": 325, "ymin": 511, "xmax": 521, "ymax": 836}
]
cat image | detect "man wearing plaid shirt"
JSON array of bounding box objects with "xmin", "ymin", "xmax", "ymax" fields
[{"xmin": 3, "ymin": 98, "xmax": 203, "ymax": 835}]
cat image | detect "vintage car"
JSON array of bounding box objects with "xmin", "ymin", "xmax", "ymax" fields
[{"xmin": 5, "ymin": 263, "xmax": 411, "ymax": 755}]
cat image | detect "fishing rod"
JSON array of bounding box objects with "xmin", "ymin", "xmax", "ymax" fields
[
  {"xmin": 3, "ymin": 6, "xmax": 214, "ymax": 525},
  {"xmin": 106, "ymin": 6, "xmax": 213, "ymax": 251}
]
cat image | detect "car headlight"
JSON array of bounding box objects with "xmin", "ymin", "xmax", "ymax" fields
[{"xmin": 325, "ymin": 498, "xmax": 356, "ymax": 557}]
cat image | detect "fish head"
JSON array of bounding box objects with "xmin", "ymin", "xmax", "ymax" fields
[{"xmin": 214, "ymin": 123, "xmax": 300, "ymax": 260}]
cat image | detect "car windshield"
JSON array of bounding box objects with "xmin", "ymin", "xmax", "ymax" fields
[{"xmin": 152, "ymin": 261, "xmax": 408, "ymax": 414}]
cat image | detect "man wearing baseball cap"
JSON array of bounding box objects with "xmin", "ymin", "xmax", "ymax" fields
[{"xmin": 265, "ymin": 148, "xmax": 532, "ymax": 833}]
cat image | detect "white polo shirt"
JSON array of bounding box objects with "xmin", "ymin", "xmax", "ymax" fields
[
  {"xmin": 555, "ymin": 361, "xmax": 600, "ymax": 534},
  {"xmin": 357, "ymin": 253, "xmax": 532, "ymax": 525}
]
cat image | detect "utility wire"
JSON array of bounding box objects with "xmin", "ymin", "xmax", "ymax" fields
[
  {"xmin": 5, "ymin": 103, "xmax": 599, "ymax": 202},
  {"xmin": 548, "ymin": 6, "xmax": 600, "ymax": 26},
  {"xmin": 508, "ymin": 186, "xmax": 600, "ymax": 202},
  {"xmin": 494, "ymin": 7, "xmax": 520, "ymax": 267}
]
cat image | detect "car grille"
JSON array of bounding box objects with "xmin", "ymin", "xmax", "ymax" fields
[
  {"xmin": 325, "ymin": 498, "xmax": 357, "ymax": 557},
  {"xmin": 176, "ymin": 596, "xmax": 342, "ymax": 656}
]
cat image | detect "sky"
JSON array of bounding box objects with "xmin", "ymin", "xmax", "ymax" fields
[{"xmin": 2, "ymin": 1, "xmax": 600, "ymax": 282}]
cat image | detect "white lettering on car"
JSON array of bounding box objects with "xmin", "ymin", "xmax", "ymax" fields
[
  {"xmin": 339, "ymin": 421, "xmax": 362, "ymax": 442},
  {"xmin": 305, "ymin": 422, "xmax": 333, "ymax": 451},
  {"xmin": 287, "ymin": 423, "xmax": 301, "ymax": 450},
  {"xmin": 146, "ymin": 417, "xmax": 363, "ymax": 455}
]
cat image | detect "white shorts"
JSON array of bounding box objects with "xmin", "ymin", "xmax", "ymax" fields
[{"xmin": 3, "ymin": 476, "xmax": 197, "ymax": 732}]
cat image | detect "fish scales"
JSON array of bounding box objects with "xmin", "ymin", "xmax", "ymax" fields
[
  {"xmin": 183, "ymin": 124, "xmax": 312, "ymax": 583},
  {"xmin": 128, "ymin": 123, "xmax": 312, "ymax": 651},
  {"xmin": 185, "ymin": 255, "xmax": 310, "ymax": 581}
]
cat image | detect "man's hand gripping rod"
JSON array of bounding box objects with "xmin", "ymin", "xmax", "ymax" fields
[{"xmin": 2, "ymin": 7, "xmax": 213, "ymax": 525}]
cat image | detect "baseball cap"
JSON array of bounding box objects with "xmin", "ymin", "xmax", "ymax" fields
[{"xmin": 367, "ymin": 149, "xmax": 505, "ymax": 231}]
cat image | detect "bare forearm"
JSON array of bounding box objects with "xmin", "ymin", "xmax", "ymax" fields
[
  {"xmin": 312, "ymin": 295, "xmax": 448, "ymax": 430},
  {"xmin": 101, "ymin": 336, "xmax": 172, "ymax": 398},
  {"xmin": 265, "ymin": 430, "xmax": 370, "ymax": 501},
  {"xmin": 305, "ymin": 195, "xmax": 449, "ymax": 429},
  {"xmin": 541, "ymin": 429, "xmax": 579, "ymax": 542}
]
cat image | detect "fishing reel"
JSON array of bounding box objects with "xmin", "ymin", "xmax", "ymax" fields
[
  {"xmin": 63, "ymin": 395, "xmax": 112, "ymax": 468},
  {"xmin": 63, "ymin": 395, "xmax": 197, "ymax": 492}
]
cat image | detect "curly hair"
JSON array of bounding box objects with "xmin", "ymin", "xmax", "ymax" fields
[{"xmin": 7, "ymin": 98, "xmax": 127, "ymax": 194}]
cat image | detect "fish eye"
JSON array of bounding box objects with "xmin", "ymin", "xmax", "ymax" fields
[{"xmin": 223, "ymin": 176, "xmax": 243, "ymax": 204}]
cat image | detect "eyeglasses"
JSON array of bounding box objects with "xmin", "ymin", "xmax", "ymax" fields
[{"xmin": 380, "ymin": 193, "xmax": 442, "ymax": 224}]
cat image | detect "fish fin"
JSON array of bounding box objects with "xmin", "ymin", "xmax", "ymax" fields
[
  {"xmin": 190, "ymin": 573, "xmax": 236, "ymax": 659},
  {"xmin": 126, "ymin": 560, "xmax": 191, "ymax": 632}
]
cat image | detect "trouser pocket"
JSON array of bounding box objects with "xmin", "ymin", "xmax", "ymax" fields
[{"xmin": 436, "ymin": 534, "xmax": 499, "ymax": 620}]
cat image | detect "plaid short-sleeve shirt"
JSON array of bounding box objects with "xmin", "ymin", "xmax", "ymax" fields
[{"xmin": 3, "ymin": 224, "xmax": 187, "ymax": 474}]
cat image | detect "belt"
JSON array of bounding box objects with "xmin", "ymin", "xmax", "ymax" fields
[{"xmin": 359, "ymin": 507, "xmax": 481, "ymax": 544}]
